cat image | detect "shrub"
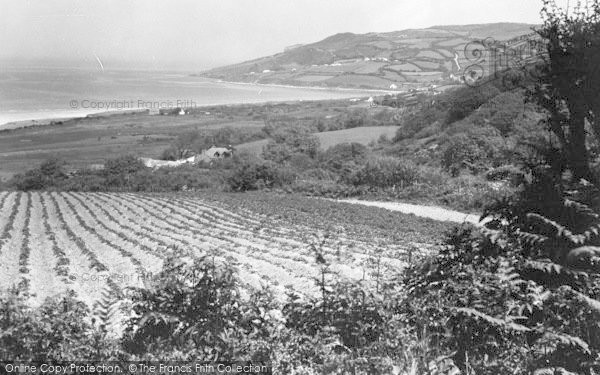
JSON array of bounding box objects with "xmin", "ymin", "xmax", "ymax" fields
[
  {"xmin": 262, "ymin": 127, "xmax": 320, "ymax": 163},
  {"xmin": 485, "ymin": 165, "xmax": 527, "ymax": 186},
  {"xmin": 104, "ymin": 155, "xmax": 145, "ymax": 176},
  {"xmin": 403, "ymin": 227, "xmax": 532, "ymax": 375},
  {"xmin": 472, "ymin": 91, "xmax": 527, "ymax": 136},
  {"xmin": 0, "ymin": 288, "xmax": 119, "ymax": 361},
  {"xmin": 440, "ymin": 135, "xmax": 489, "ymax": 176},
  {"xmin": 445, "ymin": 85, "xmax": 501, "ymax": 125},
  {"xmin": 287, "ymin": 153, "xmax": 319, "ymax": 171},
  {"xmin": 347, "ymin": 157, "xmax": 420, "ymax": 188},
  {"xmin": 283, "ymin": 281, "xmax": 385, "ymax": 349},
  {"xmin": 403, "ymin": 163, "xmax": 600, "ymax": 374},
  {"xmin": 291, "ymin": 179, "xmax": 366, "ymax": 198},
  {"xmin": 320, "ymin": 143, "xmax": 368, "ymax": 171},
  {"xmin": 129, "ymin": 166, "xmax": 223, "ymax": 192},
  {"xmin": 60, "ymin": 172, "xmax": 110, "ymax": 192},
  {"xmin": 9, "ymin": 158, "xmax": 67, "ymax": 190},
  {"xmin": 123, "ymin": 255, "xmax": 242, "ymax": 357},
  {"xmin": 227, "ymin": 157, "xmax": 294, "ymax": 191}
]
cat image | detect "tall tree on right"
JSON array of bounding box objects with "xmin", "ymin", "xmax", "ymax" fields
[{"xmin": 533, "ymin": 0, "xmax": 600, "ymax": 182}]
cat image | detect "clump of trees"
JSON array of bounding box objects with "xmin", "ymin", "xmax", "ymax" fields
[
  {"xmin": 226, "ymin": 156, "xmax": 293, "ymax": 192},
  {"xmin": 262, "ymin": 126, "xmax": 320, "ymax": 163},
  {"xmin": 8, "ymin": 155, "xmax": 225, "ymax": 192},
  {"xmin": 10, "ymin": 159, "xmax": 68, "ymax": 191},
  {"xmin": 532, "ymin": 0, "xmax": 600, "ymax": 181}
]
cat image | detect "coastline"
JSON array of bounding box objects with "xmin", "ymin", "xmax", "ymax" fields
[
  {"xmin": 0, "ymin": 79, "xmax": 388, "ymax": 131},
  {"xmin": 198, "ymin": 75, "xmax": 400, "ymax": 94},
  {"xmin": 0, "ymin": 109, "xmax": 150, "ymax": 131}
]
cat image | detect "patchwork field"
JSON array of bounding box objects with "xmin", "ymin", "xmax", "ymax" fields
[
  {"xmin": 0, "ymin": 191, "xmax": 447, "ymax": 309},
  {"xmin": 202, "ymin": 24, "xmax": 537, "ymax": 89}
]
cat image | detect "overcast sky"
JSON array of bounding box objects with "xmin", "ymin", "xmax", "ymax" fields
[{"xmin": 0, "ymin": 0, "xmax": 554, "ymax": 71}]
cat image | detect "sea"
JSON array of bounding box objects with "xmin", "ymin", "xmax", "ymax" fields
[{"xmin": 0, "ymin": 66, "xmax": 377, "ymax": 128}]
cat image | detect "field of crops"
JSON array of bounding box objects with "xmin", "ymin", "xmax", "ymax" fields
[{"xmin": 0, "ymin": 191, "xmax": 439, "ymax": 309}]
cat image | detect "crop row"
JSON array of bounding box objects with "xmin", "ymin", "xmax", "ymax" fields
[{"xmin": 0, "ymin": 192, "xmax": 414, "ymax": 305}]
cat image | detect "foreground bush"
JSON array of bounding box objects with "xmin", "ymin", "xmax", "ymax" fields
[
  {"xmin": 122, "ymin": 255, "xmax": 275, "ymax": 361},
  {"xmin": 346, "ymin": 156, "xmax": 420, "ymax": 189},
  {"xmin": 0, "ymin": 289, "xmax": 120, "ymax": 361},
  {"xmin": 404, "ymin": 165, "xmax": 600, "ymax": 374},
  {"xmin": 0, "ymin": 251, "xmax": 430, "ymax": 373}
]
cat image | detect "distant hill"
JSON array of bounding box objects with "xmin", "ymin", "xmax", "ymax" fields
[{"xmin": 199, "ymin": 23, "xmax": 538, "ymax": 90}]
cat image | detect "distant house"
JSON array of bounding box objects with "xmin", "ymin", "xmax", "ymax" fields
[
  {"xmin": 190, "ymin": 146, "xmax": 234, "ymax": 164},
  {"xmin": 158, "ymin": 107, "xmax": 187, "ymax": 116},
  {"xmin": 158, "ymin": 107, "xmax": 185, "ymax": 115},
  {"xmin": 140, "ymin": 145, "xmax": 234, "ymax": 169},
  {"xmin": 203, "ymin": 146, "xmax": 233, "ymax": 159}
]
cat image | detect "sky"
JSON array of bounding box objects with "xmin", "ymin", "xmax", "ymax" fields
[{"xmin": 0, "ymin": 0, "xmax": 557, "ymax": 71}]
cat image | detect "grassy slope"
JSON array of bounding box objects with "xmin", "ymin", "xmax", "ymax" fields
[{"xmin": 236, "ymin": 125, "xmax": 399, "ymax": 155}]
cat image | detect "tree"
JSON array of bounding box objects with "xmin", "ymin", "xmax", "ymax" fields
[
  {"xmin": 9, "ymin": 158, "xmax": 67, "ymax": 190},
  {"xmin": 533, "ymin": 0, "xmax": 600, "ymax": 181},
  {"xmin": 262, "ymin": 127, "xmax": 320, "ymax": 163},
  {"xmin": 441, "ymin": 135, "xmax": 488, "ymax": 176},
  {"xmin": 104, "ymin": 155, "xmax": 145, "ymax": 175},
  {"xmin": 162, "ymin": 131, "xmax": 201, "ymax": 160}
]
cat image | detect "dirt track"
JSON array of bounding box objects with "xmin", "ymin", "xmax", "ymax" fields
[{"xmin": 338, "ymin": 199, "xmax": 483, "ymax": 225}]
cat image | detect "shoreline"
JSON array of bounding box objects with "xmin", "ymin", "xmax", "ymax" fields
[
  {"xmin": 0, "ymin": 80, "xmax": 388, "ymax": 131},
  {"xmin": 199, "ymin": 75, "xmax": 401, "ymax": 94},
  {"xmin": 0, "ymin": 109, "xmax": 150, "ymax": 131}
]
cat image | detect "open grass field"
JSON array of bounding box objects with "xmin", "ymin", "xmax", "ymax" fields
[
  {"xmin": 236, "ymin": 125, "xmax": 399, "ymax": 155},
  {"xmin": 0, "ymin": 190, "xmax": 450, "ymax": 309}
]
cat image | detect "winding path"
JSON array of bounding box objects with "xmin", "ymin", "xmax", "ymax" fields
[{"xmin": 336, "ymin": 198, "xmax": 483, "ymax": 225}]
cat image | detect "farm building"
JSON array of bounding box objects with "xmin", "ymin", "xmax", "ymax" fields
[
  {"xmin": 141, "ymin": 146, "xmax": 234, "ymax": 169},
  {"xmin": 203, "ymin": 146, "xmax": 233, "ymax": 158},
  {"xmin": 158, "ymin": 107, "xmax": 186, "ymax": 115}
]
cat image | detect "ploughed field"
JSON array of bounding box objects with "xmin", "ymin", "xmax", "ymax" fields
[{"xmin": 0, "ymin": 191, "xmax": 443, "ymax": 308}]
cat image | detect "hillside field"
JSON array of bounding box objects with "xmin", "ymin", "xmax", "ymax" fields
[
  {"xmin": 236, "ymin": 125, "xmax": 399, "ymax": 155},
  {"xmin": 201, "ymin": 23, "xmax": 537, "ymax": 89},
  {"xmin": 0, "ymin": 190, "xmax": 449, "ymax": 309}
]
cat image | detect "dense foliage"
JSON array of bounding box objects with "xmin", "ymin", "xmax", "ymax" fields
[{"xmin": 532, "ymin": 0, "xmax": 600, "ymax": 181}]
